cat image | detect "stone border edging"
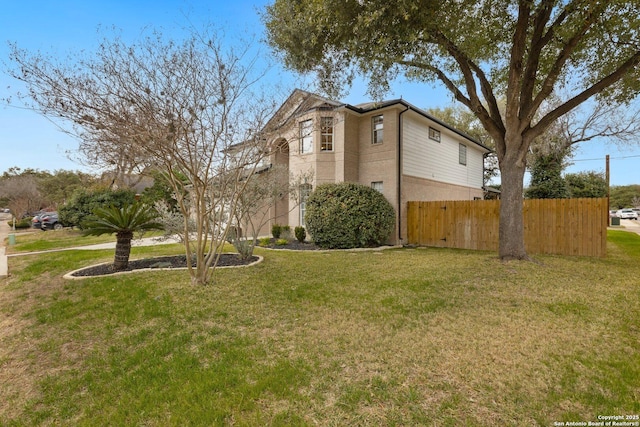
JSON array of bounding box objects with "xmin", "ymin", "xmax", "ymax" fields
[
  {"xmin": 63, "ymin": 254, "xmax": 264, "ymax": 280},
  {"xmin": 257, "ymin": 245, "xmax": 402, "ymax": 252}
]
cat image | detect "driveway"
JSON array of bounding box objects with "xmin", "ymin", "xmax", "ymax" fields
[{"xmin": 619, "ymin": 219, "xmax": 640, "ymax": 235}]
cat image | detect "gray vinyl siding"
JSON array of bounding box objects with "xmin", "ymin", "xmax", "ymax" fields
[{"xmin": 402, "ymin": 114, "xmax": 484, "ymax": 189}]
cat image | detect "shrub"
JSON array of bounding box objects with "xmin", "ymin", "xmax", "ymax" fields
[
  {"xmin": 294, "ymin": 226, "xmax": 306, "ymax": 243},
  {"xmin": 305, "ymin": 182, "xmax": 395, "ymax": 249},
  {"xmin": 233, "ymin": 239, "xmax": 253, "ymax": 260},
  {"xmin": 59, "ymin": 188, "xmax": 136, "ymax": 229},
  {"xmin": 276, "ymin": 238, "xmax": 289, "ymax": 246},
  {"xmin": 11, "ymin": 218, "xmax": 32, "ymax": 229},
  {"xmin": 225, "ymin": 226, "xmax": 254, "ymax": 260},
  {"xmin": 281, "ymin": 225, "xmax": 292, "ymax": 240},
  {"xmin": 259, "ymin": 237, "xmax": 271, "ymax": 246},
  {"xmin": 271, "ymin": 224, "xmax": 282, "ymax": 239}
]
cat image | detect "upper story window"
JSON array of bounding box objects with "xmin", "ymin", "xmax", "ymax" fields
[
  {"xmin": 299, "ymin": 119, "xmax": 313, "ymax": 154},
  {"xmin": 459, "ymin": 143, "xmax": 467, "ymax": 166},
  {"xmin": 372, "ymin": 115, "xmax": 383, "ymax": 144},
  {"xmin": 320, "ymin": 117, "xmax": 334, "ymax": 151},
  {"xmin": 429, "ymin": 127, "xmax": 441, "ymax": 142}
]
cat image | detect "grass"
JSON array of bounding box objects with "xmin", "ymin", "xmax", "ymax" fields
[
  {"xmin": 4, "ymin": 227, "xmax": 166, "ymax": 254},
  {"xmin": 1, "ymin": 231, "xmax": 639, "ymax": 425},
  {"xmin": 5, "ymin": 228, "xmax": 115, "ymax": 253}
]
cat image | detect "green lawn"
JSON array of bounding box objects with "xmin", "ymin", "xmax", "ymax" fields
[
  {"xmin": 1, "ymin": 231, "xmax": 639, "ymax": 425},
  {"xmin": 5, "ymin": 228, "xmax": 166, "ymax": 254}
]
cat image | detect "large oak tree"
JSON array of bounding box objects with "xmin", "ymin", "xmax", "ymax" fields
[{"xmin": 263, "ymin": 0, "xmax": 640, "ymax": 259}]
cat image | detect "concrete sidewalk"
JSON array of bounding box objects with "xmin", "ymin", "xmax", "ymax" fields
[
  {"xmin": 0, "ymin": 213, "xmax": 13, "ymax": 278},
  {"xmin": 5, "ymin": 234, "xmax": 182, "ymax": 258},
  {"xmin": 618, "ymin": 218, "xmax": 640, "ymax": 234}
]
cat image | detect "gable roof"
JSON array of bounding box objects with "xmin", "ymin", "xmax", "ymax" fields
[
  {"xmin": 265, "ymin": 89, "xmax": 492, "ymax": 153},
  {"xmin": 264, "ymin": 89, "xmax": 342, "ymax": 132}
]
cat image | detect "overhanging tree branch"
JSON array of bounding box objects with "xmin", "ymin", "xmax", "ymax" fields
[
  {"xmin": 520, "ymin": 0, "xmax": 557, "ymax": 115},
  {"xmin": 527, "ymin": 3, "xmax": 608, "ymax": 125},
  {"xmin": 531, "ymin": 51, "xmax": 640, "ymax": 139}
]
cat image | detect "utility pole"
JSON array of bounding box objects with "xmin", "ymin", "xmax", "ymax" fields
[{"xmin": 606, "ymin": 155, "xmax": 610, "ymax": 226}]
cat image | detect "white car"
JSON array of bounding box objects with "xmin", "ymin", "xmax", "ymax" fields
[{"xmin": 616, "ymin": 209, "xmax": 639, "ymax": 220}]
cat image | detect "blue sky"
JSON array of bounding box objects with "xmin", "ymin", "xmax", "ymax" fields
[{"xmin": 1, "ymin": 0, "xmax": 639, "ymax": 186}]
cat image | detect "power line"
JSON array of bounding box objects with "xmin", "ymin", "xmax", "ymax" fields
[{"xmin": 571, "ymin": 154, "xmax": 640, "ymax": 162}]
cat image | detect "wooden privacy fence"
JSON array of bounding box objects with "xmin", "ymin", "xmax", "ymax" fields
[{"xmin": 406, "ymin": 198, "xmax": 608, "ymax": 257}]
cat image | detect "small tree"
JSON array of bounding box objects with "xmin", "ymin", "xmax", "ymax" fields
[
  {"xmin": 82, "ymin": 203, "xmax": 164, "ymax": 271},
  {"xmin": 0, "ymin": 168, "xmax": 50, "ymax": 219},
  {"xmin": 0, "ymin": 175, "xmax": 42, "ymax": 221}
]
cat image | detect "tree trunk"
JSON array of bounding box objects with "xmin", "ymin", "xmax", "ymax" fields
[
  {"xmin": 498, "ymin": 155, "xmax": 528, "ymax": 260},
  {"xmin": 191, "ymin": 266, "xmax": 208, "ymax": 286},
  {"xmin": 114, "ymin": 231, "xmax": 134, "ymax": 271}
]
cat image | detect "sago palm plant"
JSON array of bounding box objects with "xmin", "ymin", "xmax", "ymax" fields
[{"xmin": 82, "ymin": 203, "xmax": 164, "ymax": 271}]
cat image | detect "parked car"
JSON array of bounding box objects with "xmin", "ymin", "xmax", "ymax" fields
[
  {"xmin": 32, "ymin": 214, "xmax": 43, "ymax": 229},
  {"xmin": 609, "ymin": 210, "xmax": 618, "ymax": 218},
  {"xmin": 40, "ymin": 212, "xmax": 64, "ymax": 230},
  {"xmin": 616, "ymin": 209, "xmax": 638, "ymax": 220}
]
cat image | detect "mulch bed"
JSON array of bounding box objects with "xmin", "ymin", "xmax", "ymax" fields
[
  {"xmin": 70, "ymin": 241, "xmax": 322, "ymax": 277},
  {"xmin": 70, "ymin": 254, "xmax": 259, "ymax": 277},
  {"xmin": 258, "ymin": 240, "xmax": 322, "ymax": 251}
]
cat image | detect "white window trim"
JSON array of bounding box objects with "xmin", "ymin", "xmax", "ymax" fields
[
  {"xmin": 299, "ymin": 184, "xmax": 312, "ymax": 226},
  {"xmin": 372, "ymin": 115, "xmax": 383, "ymax": 145},
  {"xmin": 299, "ymin": 119, "xmax": 313, "ymax": 154},
  {"xmin": 429, "ymin": 127, "xmax": 441, "ymax": 142},
  {"xmin": 459, "ymin": 143, "xmax": 467, "ymax": 166},
  {"xmin": 320, "ymin": 117, "xmax": 334, "ymax": 151}
]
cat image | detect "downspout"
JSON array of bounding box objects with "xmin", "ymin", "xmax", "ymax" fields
[{"xmin": 398, "ymin": 105, "xmax": 410, "ymax": 242}]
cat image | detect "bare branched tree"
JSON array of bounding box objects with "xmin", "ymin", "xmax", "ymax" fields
[
  {"xmin": 0, "ymin": 175, "xmax": 43, "ymax": 221},
  {"xmin": 561, "ymin": 100, "xmax": 640, "ymax": 148},
  {"xmin": 6, "ymin": 28, "xmax": 283, "ymax": 285}
]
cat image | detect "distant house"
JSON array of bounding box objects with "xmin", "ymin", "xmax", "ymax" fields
[{"xmin": 254, "ymin": 89, "xmax": 491, "ymax": 245}]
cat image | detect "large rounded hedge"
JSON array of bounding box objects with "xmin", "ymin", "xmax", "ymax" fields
[{"xmin": 305, "ymin": 182, "xmax": 396, "ymax": 249}]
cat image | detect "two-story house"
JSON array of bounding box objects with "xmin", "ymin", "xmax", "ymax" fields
[{"xmin": 258, "ymin": 89, "xmax": 491, "ymax": 245}]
